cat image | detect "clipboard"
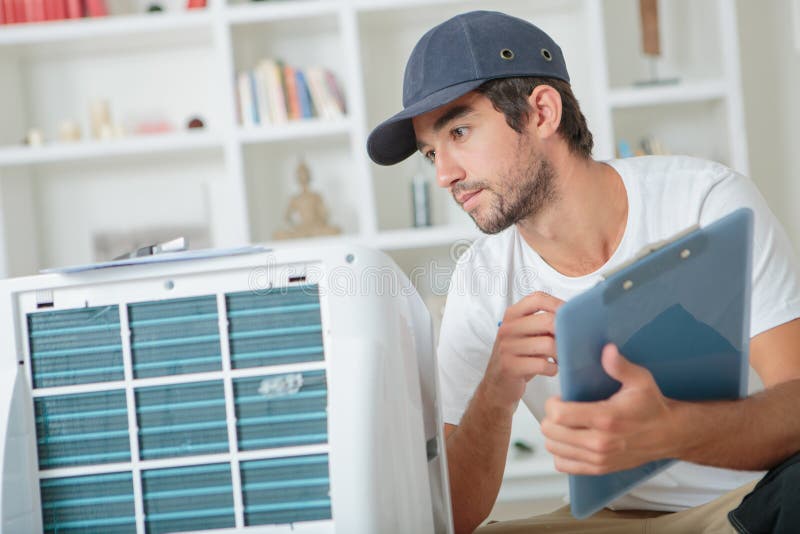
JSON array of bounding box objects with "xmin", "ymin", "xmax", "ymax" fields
[{"xmin": 553, "ymin": 207, "xmax": 754, "ymax": 519}]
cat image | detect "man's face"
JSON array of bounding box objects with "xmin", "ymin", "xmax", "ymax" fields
[{"xmin": 412, "ymin": 91, "xmax": 556, "ymax": 234}]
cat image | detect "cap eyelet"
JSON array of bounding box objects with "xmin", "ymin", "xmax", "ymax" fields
[
  {"xmin": 500, "ymin": 48, "xmax": 515, "ymax": 60},
  {"xmin": 541, "ymin": 48, "xmax": 553, "ymax": 62}
]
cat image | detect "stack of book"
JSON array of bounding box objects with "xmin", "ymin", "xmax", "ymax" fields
[
  {"xmin": 236, "ymin": 59, "xmax": 346, "ymax": 127},
  {"xmin": 1, "ymin": 0, "xmax": 107, "ymax": 24}
]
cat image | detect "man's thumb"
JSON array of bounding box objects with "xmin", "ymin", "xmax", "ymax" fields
[{"xmin": 601, "ymin": 344, "xmax": 648, "ymax": 385}]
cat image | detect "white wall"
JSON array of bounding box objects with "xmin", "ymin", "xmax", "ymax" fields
[{"xmin": 738, "ymin": 0, "xmax": 800, "ymax": 247}]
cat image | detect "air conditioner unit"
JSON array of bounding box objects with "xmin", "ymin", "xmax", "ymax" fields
[{"xmin": 0, "ymin": 245, "xmax": 453, "ymax": 534}]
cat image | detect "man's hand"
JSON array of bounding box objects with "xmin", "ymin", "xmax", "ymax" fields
[
  {"xmin": 482, "ymin": 291, "xmax": 563, "ymax": 412},
  {"xmin": 541, "ymin": 343, "xmax": 678, "ymax": 475}
]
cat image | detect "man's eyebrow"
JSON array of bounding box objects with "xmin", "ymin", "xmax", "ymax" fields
[
  {"xmin": 433, "ymin": 105, "xmax": 475, "ymax": 133},
  {"xmin": 416, "ymin": 105, "xmax": 476, "ymax": 151}
]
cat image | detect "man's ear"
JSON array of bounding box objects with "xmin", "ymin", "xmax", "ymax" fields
[{"xmin": 526, "ymin": 85, "xmax": 563, "ymax": 140}]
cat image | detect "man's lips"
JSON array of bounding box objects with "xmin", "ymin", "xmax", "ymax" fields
[{"xmin": 457, "ymin": 189, "xmax": 483, "ymax": 208}]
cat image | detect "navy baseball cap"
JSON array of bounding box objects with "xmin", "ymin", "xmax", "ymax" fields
[{"xmin": 367, "ymin": 10, "xmax": 570, "ymax": 166}]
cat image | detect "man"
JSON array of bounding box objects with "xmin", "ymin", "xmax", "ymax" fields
[{"xmin": 367, "ymin": 10, "xmax": 800, "ymax": 534}]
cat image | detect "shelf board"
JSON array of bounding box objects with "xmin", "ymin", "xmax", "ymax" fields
[
  {"xmin": 236, "ymin": 118, "xmax": 351, "ymax": 144},
  {"xmin": 0, "ymin": 11, "xmax": 213, "ymax": 46},
  {"xmin": 226, "ymin": 0, "xmax": 339, "ymax": 25},
  {"xmin": 608, "ymin": 80, "xmax": 729, "ymax": 109},
  {"xmin": 0, "ymin": 130, "xmax": 223, "ymax": 167},
  {"xmin": 373, "ymin": 225, "xmax": 481, "ymax": 251}
]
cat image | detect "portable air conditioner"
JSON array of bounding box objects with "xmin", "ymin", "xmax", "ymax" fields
[{"xmin": 0, "ymin": 245, "xmax": 454, "ymax": 534}]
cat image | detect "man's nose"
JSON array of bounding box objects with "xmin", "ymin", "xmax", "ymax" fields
[{"xmin": 434, "ymin": 149, "xmax": 465, "ymax": 189}]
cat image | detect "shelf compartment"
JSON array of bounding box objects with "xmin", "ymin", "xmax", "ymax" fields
[
  {"xmin": 0, "ymin": 131, "xmax": 223, "ymax": 167},
  {"xmin": 602, "ymin": 0, "xmax": 725, "ymax": 89},
  {"xmin": 612, "ymin": 98, "xmax": 732, "ymax": 167}
]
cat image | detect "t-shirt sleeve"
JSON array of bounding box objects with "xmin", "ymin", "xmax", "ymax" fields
[
  {"xmin": 699, "ymin": 171, "xmax": 800, "ymax": 337},
  {"xmin": 436, "ymin": 256, "xmax": 497, "ymax": 426}
]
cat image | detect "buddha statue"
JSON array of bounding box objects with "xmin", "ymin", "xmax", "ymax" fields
[{"xmin": 273, "ymin": 159, "xmax": 341, "ymax": 240}]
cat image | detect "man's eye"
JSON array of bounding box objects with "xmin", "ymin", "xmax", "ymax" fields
[
  {"xmin": 452, "ymin": 126, "xmax": 467, "ymax": 138},
  {"xmin": 425, "ymin": 150, "xmax": 436, "ymax": 163}
]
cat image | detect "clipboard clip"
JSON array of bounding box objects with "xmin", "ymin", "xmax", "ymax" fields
[
  {"xmin": 601, "ymin": 224, "xmax": 699, "ymax": 280},
  {"xmin": 112, "ymin": 237, "xmax": 188, "ymax": 261}
]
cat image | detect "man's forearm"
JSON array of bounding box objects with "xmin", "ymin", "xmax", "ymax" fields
[
  {"xmin": 670, "ymin": 378, "xmax": 800, "ymax": 470},
  {"xmin": 446, "ymin": 382, "xmax": 515, "ymax": 534}
]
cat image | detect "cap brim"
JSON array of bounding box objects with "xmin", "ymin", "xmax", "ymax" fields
[{"xmin": 367, "ymin": 79, "xmax": 486, "ymax": 166}]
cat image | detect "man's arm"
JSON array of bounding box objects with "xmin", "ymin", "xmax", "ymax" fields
[
  {"xmin": 443, "ymin": 386, "xmax": 514, "ymax": 534},
  {"xmin": 541, "ymin": 318, "xmax": 800, "ymax": 475},
  {"xmin": 445, "ymin": 292, "xmax": 562, "ymax": 534}
]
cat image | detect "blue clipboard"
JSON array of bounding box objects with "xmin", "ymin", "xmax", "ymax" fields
[{"xmin": 554, "ymin": 207, "xmax": 754, "ymax": 519}]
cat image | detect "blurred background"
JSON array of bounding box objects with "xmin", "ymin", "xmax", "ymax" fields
[{"xmin": 1, "ymin": 0, "xmax": 798, "ymax": 522}]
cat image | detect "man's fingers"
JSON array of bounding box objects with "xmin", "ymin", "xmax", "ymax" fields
[
  {"xmin": 502, "ymin": 336, "xmax": 557, "ymax": 360},
  {"xmin": 545, "ymin": 397, "xmax": 606, "ymax": 429},
  {"xmin": 505, "ymin": 355, "xmax": 558, "ymax": 378},
  {"xmin": 501, "ymin": 310, "xmax": 556, "ymax": 337},
  {"xmin": 545, "ymin": 436, "xmax": 607, "ymax": 466},
  {"xmin": 505, "ymin": 291, "xmax": 564, "ymax": 320}
]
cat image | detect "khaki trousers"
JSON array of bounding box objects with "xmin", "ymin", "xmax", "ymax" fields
[{"xmin": 476, "ymin": 479, "xmax": 758, "ymax": 533}]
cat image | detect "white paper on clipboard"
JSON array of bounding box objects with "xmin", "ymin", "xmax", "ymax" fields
[{"xmin": 40, "ymin": 246, "xmax": 269, "ymax": 274}]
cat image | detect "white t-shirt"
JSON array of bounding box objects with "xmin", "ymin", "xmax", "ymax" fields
[{"xmin": 437, "ymin": 155, "xmax": 800, "ymax": 511}]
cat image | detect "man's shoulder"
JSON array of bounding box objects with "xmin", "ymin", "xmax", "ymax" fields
[{"xmin": 614, "ymin": 155, "xmax": 735, "ymax": 186}]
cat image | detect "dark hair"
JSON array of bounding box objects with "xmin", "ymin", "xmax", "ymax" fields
[{"xmin": 476, "ymin": 77, "xmax": 594, "ymax": 159}]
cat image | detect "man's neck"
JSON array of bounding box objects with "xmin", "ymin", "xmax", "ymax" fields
[{"xmin": 516, "ymin": 151, "xmax": 628, "ymax": 278}]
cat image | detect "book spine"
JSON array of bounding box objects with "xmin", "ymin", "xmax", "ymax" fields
[
  {"xmin": 295, "ymin": 69, "xmax": 314, "ymax": 119},
  {"xmin": 254, "ymin": 64, "xmax": 271, "ymax": 126},
  {"xmin": 248, "ymin": 70, "xmax": 260, "ymax": 125},
  {"xmin": 64, "ymin": 0, "xmax": 80, "ymax": 18},
  {"xmin": 324, "ymin": 69, "xmax": 346, "ymax": 116},
  {"xmin": 42, "ymin": 0, "xmax": 54, "ymax": 21},
  {"xmin": 305, "ymin": 68, "xmax": 329, "ymax": 120},
  {"xmin": 52, "ymin": 0, "xmax": 66, "ymax": 20},
  {"xmin": 84, "ymin": 0, "xmax": 105, "ymax": 17},
  {"xmin": 237, "ymin": 71, "xmax": 254, "ymax": 127},
  {"xmin": 283, "ymin": 64, "xmax": 301, "ymax": 120},
  {"xmin": 1, "ymin": 0, "xmax": 10, "ymax": 23},
  {"xmin": 13, "ymin": 0, "xmax": 25, "ymax": 22},
  {"xmin": 267, "ymin": 60, "xmax": 288, "ymax": 124}
]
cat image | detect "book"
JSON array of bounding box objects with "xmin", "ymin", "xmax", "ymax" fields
[
  {"xmin": 324, "ymin": 69, "xmax": 346, "ymax": 115},
  {"xmin": 306, "ymin": 67, "xmax": 336, "ymax": 120},
  {"xmin": 283, "ymin": 64, "xmax": 301, "ymax": 120},
  {"xmin": 253, "ymin": 65, "xmax": 271, "ymax": 126},
  {"xmin": 248, "ymin": 70, "xmax": 260, "ymax": 125},
  {"xmin": 295, "ymin": 69, "xmax": 315, "ymax": 119},
  {"xmin": 237, "ymin": 71, "xmax": 254, "ymax": 127},
  {"xmin": 261, "ymin": 59, "xmax": 288, "ymax": 124},
  {"xmin": 65, "ymin": 0, "xmax": 81, "ymax": 18},
  {"xmin": 84, "ymin": 0, "xmax": 106, "ymax": 17},
  {"xmin": 52, "ymin": 0, "xmax": 65, "ymax": 20}
]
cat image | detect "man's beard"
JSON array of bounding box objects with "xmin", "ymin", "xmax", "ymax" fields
[{"xmin": 455, "ymin": 150, "xmax": 557, "ymax": 235}]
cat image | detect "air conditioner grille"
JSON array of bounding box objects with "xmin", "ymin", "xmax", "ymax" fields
[
  {"xmin": 35, "ymin": 389, "xmax": 130, "ymax": 469},
  {"xmin": 40, "ymin": 471, "xmax": 136, "ymax": 533},
  {"xmin": 241, "ymin": 454, "xmax": 332, "ymax": 526},
  {"xmin": 234, "ymin": 370, "xmax": 327, "ymax": 451},
  {"xmin": 227, "ymin": 287, "xmax": 324, "ymax": 369},
  {"xmin": 28, "ymin": 305, "xmax": 124, "ymax": 388},
  {"xmin": 136, "ymin": 380, "xmax": 228, "ymax": 460},
  {"xmin": 142, "ymin": 463, "xmax": 235, "ymax": 534},
  {"xmin": 129, "ymin": 295, "xmax": 222, "ymax": 379}
]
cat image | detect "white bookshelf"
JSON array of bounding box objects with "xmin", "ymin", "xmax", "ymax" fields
[{"xmin": 0, "ymin": 0, "xmax": 749, "ymax": 505}]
